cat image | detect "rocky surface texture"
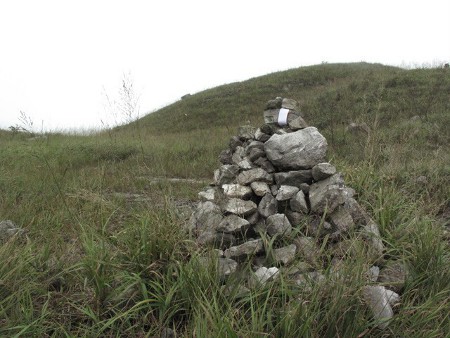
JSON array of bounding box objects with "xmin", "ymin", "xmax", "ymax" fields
[{"xmin": 189, "ymin": 97, "xmax": 406, "ymax": 329}]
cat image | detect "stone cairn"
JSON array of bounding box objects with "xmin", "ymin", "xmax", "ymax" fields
[{"xmin": 189, "ymin": 97, "xmax": 407, "ymax": 329}]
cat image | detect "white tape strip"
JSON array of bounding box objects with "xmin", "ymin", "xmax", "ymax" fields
[{"xmin": 278, "ymin": 108, "xmax": 289, "ymax": 126}]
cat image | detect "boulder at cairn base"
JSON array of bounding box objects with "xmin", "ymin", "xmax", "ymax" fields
[{"xmin": 264, "ymin": 127, "xmax": 327, "ymax": 170}]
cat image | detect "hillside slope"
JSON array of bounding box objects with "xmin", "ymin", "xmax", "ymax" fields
[{"xmin": 120, "ymin": 62, "xmax": 449, "ymax": 136}]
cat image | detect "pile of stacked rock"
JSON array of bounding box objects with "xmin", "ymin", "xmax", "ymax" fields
[{"xmin": 189, "ymin": 97, "xmax": 408, "ymax": 329}]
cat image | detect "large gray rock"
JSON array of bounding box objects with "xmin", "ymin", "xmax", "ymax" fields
[
  {"xmin": 0, "ymin": 220, "xmax": 23, "ymax": 242},
  {"xmin": 362, "ymin": 285, "xmax": 399, "ymax": 329},
  {"xmin": 258, "ymin": 193, "xmax": 278, "ymax": 218},
  {"xmin": 217, "ymin": 215, "xmax": 250, "ymax": 233},
  {"xmin": 237, "ymin": 168, "xmax": 273, "ymax": 185},
  {"xmin": 264, "ymin": 127, "xmax": 327, "ymax": 170},
  {"xmin": 274, "ymin": 170, "xmax": 313, "ymax": 188},
  {"xmin": 266, "ymin": 214, "xmax": 292, "ymax": 237},
  {"xmin": 223, "ymin": 198, "xmax": 257, "ymax": 216},
  {"xmin": 309, "ymin": 174, "xmax": 353, "ymax": 214},
  {"xmin": 222, "ymin": 184, "xmax": 253, "ymax": 199},
  {"xmin": 276, "ymin": 185, "xmax": 299, "ymax": 201},
  {"xmin": 224, "ymin": 239, "xmax": 264, "ymax": 259}
]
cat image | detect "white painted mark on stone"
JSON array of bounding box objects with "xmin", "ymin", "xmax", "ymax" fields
[{"xmin": 278, "ymin": 108, "xmax": 289, "ymax": 126}]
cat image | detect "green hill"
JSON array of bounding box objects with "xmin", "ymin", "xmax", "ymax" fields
[{"xmin": 122, "ymin": 62, "xmax": 449, "ymax": 136}]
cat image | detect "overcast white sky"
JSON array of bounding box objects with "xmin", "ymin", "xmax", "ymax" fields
[{"xmin": 1, "ymin": 0, "xmax": 449, "ymax": 132}]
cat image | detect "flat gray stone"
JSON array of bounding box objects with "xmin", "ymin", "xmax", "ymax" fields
[
  {"xmin": 222, "ymin": 184, "xmax": 253, "ymax": 199},
  {"xmin": 276, "ymin": 185, "xmax": 299, "ymax": 201},
  {"xmin": 223, "ymin": 198, "xmax": 257, "ymax": 216},
  {"xmin": 281, "ymin": 98, "xmax": 299, "ymax": 110},
  {"xmin": 288, "ymin": 116, "xmax": 308, "ymax": 130},
  {"xmin": 274, "ymin": 170, "xmax": 313, "ymax": 187},
  {"xmin": 237, "ymin": 168, "xmax": 273, "ymax": 185},
  {"xmin": 224, "ymin": 239, "xmax": 264, "ymax": 259},
  {"xmin": 264, "ymin": 127, "xmax": 327, "ymax": 170},
  {"xmin": 217, "ymin": 215, "xmax": 250, "ymax": 233}
]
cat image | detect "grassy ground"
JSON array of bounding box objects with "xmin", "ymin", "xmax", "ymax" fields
[{"xmin": 0, "ymin": 63, "xmax": 449, "ymax": 337}]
